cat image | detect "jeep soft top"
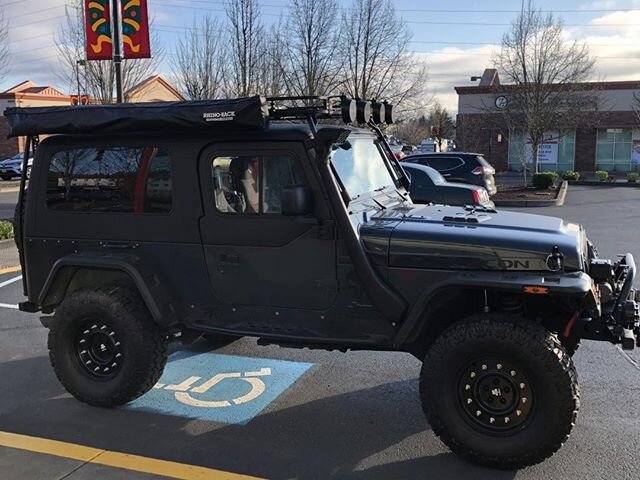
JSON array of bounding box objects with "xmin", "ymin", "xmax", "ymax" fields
[{"xmin": 4, "ymin": 95, "xmax": 638, "ymax": 470}]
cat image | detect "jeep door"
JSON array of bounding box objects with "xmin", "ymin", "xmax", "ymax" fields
[{"xmin": 199, "ymin": 142, "xmax": 338, "ymax": 314}]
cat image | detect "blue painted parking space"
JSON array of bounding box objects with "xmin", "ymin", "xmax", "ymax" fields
[{"xmin": 124, "ymin": 351, "xmax": 313, "ymax": 425}]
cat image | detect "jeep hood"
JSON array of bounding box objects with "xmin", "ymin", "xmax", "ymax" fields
[{"xmin": 361, "ymin": 204, "xmax": 587, "ymax": 272}]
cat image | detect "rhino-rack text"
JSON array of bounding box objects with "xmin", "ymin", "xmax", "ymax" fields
[{"xmin": 203, "ymin": 111, "xmax": 236, "ymax": 122}]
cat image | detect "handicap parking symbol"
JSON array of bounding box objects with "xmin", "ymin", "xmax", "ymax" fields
[{"xmin": 124, "ymin": 352, "xmax": 313, "ymax": 424}]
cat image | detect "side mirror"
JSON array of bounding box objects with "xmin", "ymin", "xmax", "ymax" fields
[{"xmin": 281, "ymin": 185, "xmax": 312, "ymax": 216}]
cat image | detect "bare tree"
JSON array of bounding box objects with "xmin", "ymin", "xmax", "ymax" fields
[
  {"xmin": 225, "ymin": 0, "xmax": 265, "ymax": 97},
  {"xmin": 391, "ymin": 116, "xmax": 430, "ymax": 146},
  {"xmin": 340, "ymin": 0, "xmax": 426, "ymax": 110},
  {"xmin": 257, "ymin": 22, "xmax": 287, "ymax": 97},
  {"xmin": 427, "ymin": 102, "xmax": 456, "ymax": 151},
  {"xmin": 493, "ymin": 0, "xmax": 597, "ymax": 173},
  {"xmin": 55, "ymin": 1, "xmax": 164, "ymax": 104},
  {"xmin": 0, "ymin": 7, "xmax": 9, "ymax": 83},
  {"xmin": 633, "ymin": 92, "xmax": 640, "ymax": 125},
  {"xmin": 170, "ymin": 15, "xmax": 226, "ymax": 100},
  {"xmin": 277, "ymin": 0, "xmax": 342, "ymax": 99}
]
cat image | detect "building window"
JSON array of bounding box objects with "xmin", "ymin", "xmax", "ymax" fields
[
  {"xmin": 596, "ymin": 128, "xmax": 633, "ymax": 172},
  {"xmin": 508, "ymin": 129, "xmax": 575, "ymax": 172},
  {"xmin": 47, "ymin": 147, "xmax": 172, "ymax": 214},
  {"xmin": 212, "ymin": 154, "xmax": 303, "ymax": 214}
]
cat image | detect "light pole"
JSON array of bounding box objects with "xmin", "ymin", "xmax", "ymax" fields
[
  {"xmin": 76, "ymin": 59, "xmax": 86, "ymax": 104},
  {"xmin": 111, "ymin": 0, "xmax": 124, "ymax": 103}
]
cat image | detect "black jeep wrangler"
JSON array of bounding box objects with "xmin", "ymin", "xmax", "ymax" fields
[{"xmin": 5, "ymin": 96, "xmax": 639, "ymax": 470}]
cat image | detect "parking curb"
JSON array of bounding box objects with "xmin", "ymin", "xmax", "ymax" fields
[
  {"xmin": 494, "ymin": 181, "xmax": 568, "ymax": 208},
  {"xmin": 0, "ymin": 265, "xmax": 21, "ymax": 275}
]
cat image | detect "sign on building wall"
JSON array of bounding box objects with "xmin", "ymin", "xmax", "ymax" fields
[
  {"xmin": 537, "ymin": 143, "xmax": 559, "ymax": 164},
  {"xmin": 524, "ymin": 131, "xmax": 559, "ymax": 164}
]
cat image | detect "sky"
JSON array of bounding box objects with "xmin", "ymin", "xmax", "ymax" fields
[{"xmin": 1, "ymin": 0, "xmax": 639, "ymax": 114}]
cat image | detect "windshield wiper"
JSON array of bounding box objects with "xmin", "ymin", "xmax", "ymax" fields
[{"xmin": 371, "ymin": 197, "xmax": 387, "ymax": 210}]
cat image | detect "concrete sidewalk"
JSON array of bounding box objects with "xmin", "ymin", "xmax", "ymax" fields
[{"xmin": 0, "ymin": 240, "xmax": 19, "ymax": 270}]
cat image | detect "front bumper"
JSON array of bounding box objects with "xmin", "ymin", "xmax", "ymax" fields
[{"xmin": 585, "ymin": 253, "xmax": 640, "ymax": 349}]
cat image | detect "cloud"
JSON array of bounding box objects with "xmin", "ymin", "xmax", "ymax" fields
[
  {"xmin": 420, "ymin": 6, "xmax": 640, "ymax": 115},
  {"xmin": 1, "ymin": 1, "xmax": 68, "ymax": 91}
]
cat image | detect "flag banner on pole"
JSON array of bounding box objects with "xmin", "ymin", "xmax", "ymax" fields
[
  {"xmin": 121, "ymin": 0, "xmax": 151, "ymax": 59},
  {"xmin": 84, "ymin": 0, "xmax": 113, "ymax": 60}
]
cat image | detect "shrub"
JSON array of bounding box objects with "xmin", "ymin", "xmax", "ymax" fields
[
  {"xmin": 532, "ymin": 172, "xmax": 558, "ymax": 190},
  {"xmin": 627, "ymin": 172, "xmax": 640, "ymax": 183},
  {"xmin": 0, "ymin": 221, "xmax": 14, "ymax": 240},
  {"xmin": 595, "ymin": 170, "xmax": 608, "ymax": 182},
  {"xmin": 562, "ymin": 171, "xmax": 580, "ymax": 181}
]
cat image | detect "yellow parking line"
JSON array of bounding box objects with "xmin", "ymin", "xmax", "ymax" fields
[
  {"xmin": 0, "ymin": 431, "xmax": 263, "ymax": 480},
  {"xmin": 0, "ymin": 265, "xmax": 22, "ymax": 275}
]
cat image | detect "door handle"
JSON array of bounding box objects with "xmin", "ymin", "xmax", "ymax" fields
[{"xmin": 219, "ymin": 254, "xmax": 240, "ymax": 265}]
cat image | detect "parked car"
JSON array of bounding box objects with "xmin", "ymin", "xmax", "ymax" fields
[
  {"xmin": 0, "ymin": 152, "xmax": 34, "ymax": 180},
  {"xmin": 401, "ymin": 162, "xmax": 494, "ymax": 209},
  {"xmin": 389, "ymin": 143, "xmax": 405, "ymax": 160},
  {"xmin": 401, "ymin": 145, "xmax": 416, "ymax": 155},
  {"xmin": 403, "ymin": 152, "xmax": 497, "ymax": 195}
]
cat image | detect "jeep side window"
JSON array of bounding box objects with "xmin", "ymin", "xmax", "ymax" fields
[
  {"xmin": 47, "ymin": 147, "xmax": 172, "ymax": 214},
  {"xmin": 212, "ymin": 154, "xmax": 302, "ymax": 214}
]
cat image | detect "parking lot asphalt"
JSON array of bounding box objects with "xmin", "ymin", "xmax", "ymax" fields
[{"xmin": 0, "ymin": 185, "xmax": 639, "ymax": 480}]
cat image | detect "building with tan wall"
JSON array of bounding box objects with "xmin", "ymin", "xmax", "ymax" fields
[
  {"xmin": 0, "ymin": 75, "xmax": 184, "ymax": 159},
  {"xmin": 455, "ymin": 69, "xmax": 640, "ymax": 173}
]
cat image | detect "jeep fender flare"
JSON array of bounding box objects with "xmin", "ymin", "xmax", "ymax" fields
[
  {"xmin": 394, "ymin": 270, "xmax": 592, "ymax": 346},
  {"xmin": 38, "ymin": 254, "xmax": 177, "ymax": 327}
]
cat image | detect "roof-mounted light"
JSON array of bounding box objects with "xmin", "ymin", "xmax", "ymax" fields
[
  {"xmin": 356, "ymin": 100, "xmax": 372, "ymax": 124},
  {"xmin": 372, "ymin": 102, "xmax": 386, "ymax": 125},
  {"xmin": 341, "ymin": 97, "xmax": 357, "ymax": 124},
  {"xmin": 383, "ymin": 101, "xmax": 396, "ymax": 124}
]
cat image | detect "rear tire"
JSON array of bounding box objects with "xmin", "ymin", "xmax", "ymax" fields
[
  {"xmin": 48, "ymin": 287, "xmax": 168, "ymax": 407},
  {"xmin": 420, "ymin": 314, "xmax": 579, "ymax": 470}
]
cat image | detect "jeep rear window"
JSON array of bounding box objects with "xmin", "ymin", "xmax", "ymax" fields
[{"xmin": 47, "ymin": 147, "xmax": 172, "ymax": 214}]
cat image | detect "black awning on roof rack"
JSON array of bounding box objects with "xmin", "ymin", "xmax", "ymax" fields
[{"xmin": 4, "ymin": 95, "xmax": 268, "ymax": 138}]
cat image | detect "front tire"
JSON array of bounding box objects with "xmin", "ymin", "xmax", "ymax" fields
[
  {"xmin": 48, "ymin": 287, "xmax": 168, "ymax": 407},
  {"xmin": 420, "ymin": 314, "xmax": 579, "ymax": 470}
]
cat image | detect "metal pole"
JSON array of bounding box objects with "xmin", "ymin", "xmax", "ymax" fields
[
  {"xmin": 76, "ymin": 61, "xmax": 82, "ymax": 101},
  {"xmin": 111, "ymin": 0, "xmax": 124, "ymax": 103}
]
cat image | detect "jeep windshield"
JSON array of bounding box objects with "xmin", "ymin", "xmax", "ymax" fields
[{"xmin": 330, "ymin": 136, "xmax": 397, "ymax": 200}]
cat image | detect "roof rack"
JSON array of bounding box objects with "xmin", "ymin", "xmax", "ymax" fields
[
  {"xmin": 3, "ymin": 94, "xmax": 396, "ymax": 139},
  {"xmin": 266, "ymin": 95, "xmax": 396, "ymax": 126}
]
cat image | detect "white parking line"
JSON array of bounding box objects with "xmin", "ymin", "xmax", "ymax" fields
[
  {"xmin": 0, "ymin": 275, "xmax": 22, "ymax": 289},
  {"xmin": 0, "ymin": 275, "xmax": 23, "ymax": 310}
]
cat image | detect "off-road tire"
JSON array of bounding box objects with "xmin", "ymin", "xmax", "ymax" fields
[
  {"xmin": 420, "ymin": 314, "xmax": 579, "ymax": 470},
  {"xmin": 48, "ymin": 287, "xmax": 168, "ymax": 407}
]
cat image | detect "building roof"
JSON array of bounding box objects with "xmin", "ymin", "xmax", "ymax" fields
[
  {"xmin": 455, "ymin": 69, "xmax": 640, "ymax": 95},
  {"xmin": 126, "ymin": 75, "xmax": 185, "ymax": 102}
]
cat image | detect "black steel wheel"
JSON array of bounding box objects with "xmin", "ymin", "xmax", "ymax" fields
[
  {"xmin": 48, "ymin": 287, "xmax": 168, "ymax": 407},
  {"xmin": 420, "ymin": 314, "xmax": 579, "ymax": 470},
  {"xmin": 75, "ymin": 321, "xmax": 124, "ymax": 379},
  {"xmin": 457, "ymin": 359, "xmax": 534, "ymax": 433}
]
